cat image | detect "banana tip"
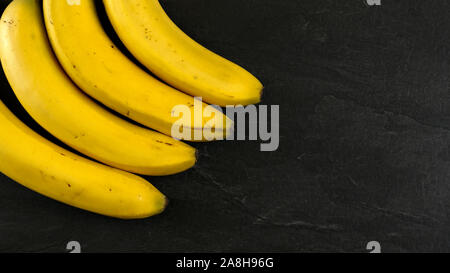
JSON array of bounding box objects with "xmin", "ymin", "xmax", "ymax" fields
[
  {"xmin": 154, "ymin": 196, "xmax": 169, "ymax": 216},
  {"xmin": 258, "ymin": 85, "xmax": 264, "ymax": 103},
  {"xmin": 163, "ymin": 196, "xmax": 170, "ymax": 209},
  {"xmin": 195, "ymin": 149, "xmax": 200, "ymax": 163}
]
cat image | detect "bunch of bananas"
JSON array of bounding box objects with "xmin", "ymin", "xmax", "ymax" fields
[{"xmin": 0, "ymin": 0, "xmax": 262, "ymax": 219}]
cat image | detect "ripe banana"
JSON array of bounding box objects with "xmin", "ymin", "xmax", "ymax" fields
[
  {"xmin": 103, "ymin": 0, "xmax": 263, "ymax": 107},
  {"xmin": 0, "ymin": 79, "xmax": 166, "ymax": 219},
  {"xmin": 43, "ymin": 0, "xmax": 232, "ymax": 139},
  {"xmin": 0, "ymin": 0, "xmax": 196, "ymax": 176}
]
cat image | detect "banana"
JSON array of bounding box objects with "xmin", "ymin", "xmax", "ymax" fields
[
  {"xmin": 0, "ymin": 0, "xmax": 196, "ymax": 176},
  {"xmin": 0, "ymin": 28, "xmax": 166, "ymax": 220},
  {"xmin": 43, "ymin": 0, "xmax": 232, "ymax": 139},
  {"xmin": 103, "ymin": 0, "xmax": 263, "ymax": 107}
]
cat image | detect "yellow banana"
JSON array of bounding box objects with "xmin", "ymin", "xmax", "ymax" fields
[
  {"xmin": 103, "ymin": 0, "xmax": 263, "ymax": 107},
  {"xmin": 0, "ymin": 99, "xmax": 167, "ymax": 219},
  {"xmin": 43, "ymin": 0, "xmax": 232, "ymax": 139},
  {"xmin": 0, "ymin": 0, "xmax": 196, "ymax": 176}
]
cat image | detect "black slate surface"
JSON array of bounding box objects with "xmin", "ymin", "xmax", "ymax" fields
[{"xmin": 0, "ymin": 0, "xmax": 449, "ymax": 253}]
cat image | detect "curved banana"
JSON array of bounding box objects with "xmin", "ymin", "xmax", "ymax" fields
[
  {"xmin": 0, "ymin": 0, "xmax": 196, "ymax": 176},
  {"xmin": 103, "ymin": 0, "xmax": 263, "ymax": 107},
  {"xmin": 43, "ymin": 0, "xmax": 232, "ymax": 139}
]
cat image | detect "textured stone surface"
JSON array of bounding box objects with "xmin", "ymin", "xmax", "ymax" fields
[{"xmin": 0, "ymin": 0, "xmax": 448, "ymax": 252}]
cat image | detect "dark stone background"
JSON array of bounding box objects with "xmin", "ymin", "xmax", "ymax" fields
[{"xmin": 0, "ymin": 0, "xmax": 449, "ymax": 252}]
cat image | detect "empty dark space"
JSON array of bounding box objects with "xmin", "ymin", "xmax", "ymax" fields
[{"xmin": 0, "ymin": 0, "xmax": 449, "ymax": 252}]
